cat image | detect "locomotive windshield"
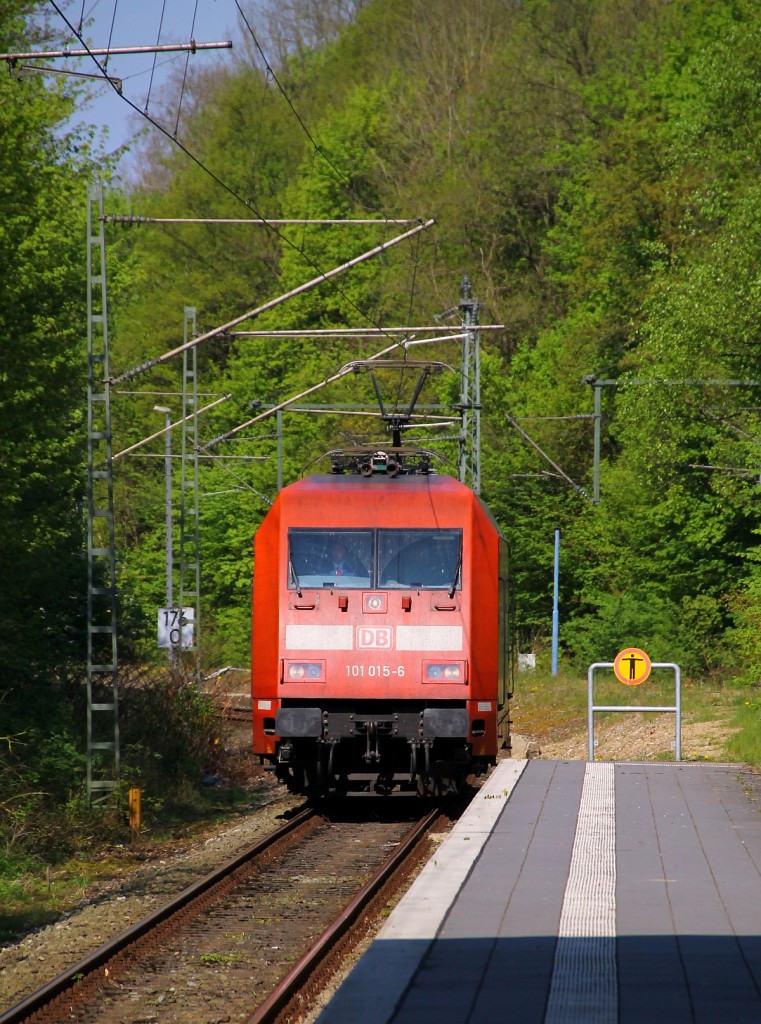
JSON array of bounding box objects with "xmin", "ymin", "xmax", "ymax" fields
[
  {"xmin": 289, "ymin": 529, "xmax": 373, "ymax": 589},
  {"xmin": 378, "ymin": 529, "xmax": 461, "ymax": 589},
  {"xmin": 288, "ymin": 528, "xmax": 461, "ymax": 590}
]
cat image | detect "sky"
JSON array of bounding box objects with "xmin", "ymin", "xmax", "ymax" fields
[{"xmin": 45, "ymin": 0, "xmax": 245, "ymax": 163}]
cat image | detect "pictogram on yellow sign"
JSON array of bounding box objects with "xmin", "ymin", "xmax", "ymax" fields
[{"xmin": 613, "ymin": 647, "xmax": 652, "ymax": 686}]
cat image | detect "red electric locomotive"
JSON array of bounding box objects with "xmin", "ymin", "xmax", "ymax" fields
[{"xmin": 252, "ymin": 449, "xmax": 513, "ymax": 795}]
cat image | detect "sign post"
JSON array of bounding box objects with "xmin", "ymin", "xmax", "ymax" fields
[
  {"xmin": 128, "ymin": 787, "xmax": 141, "ymax": 844},
  {"xmin": 551, "ymin": 530, "xmax": 560, "ymax": 676},
  {"xmin": 587, "ymin": 651, "xmax": 681, "ymax": 762},
  {"xmin": 158, "ymin": 607, "xmax": 195, "ymax": 651}
]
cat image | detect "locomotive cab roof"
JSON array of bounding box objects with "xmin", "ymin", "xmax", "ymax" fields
[{"xmin": 264, "ymin": 469, "xmax": 503, "ymax": 537}]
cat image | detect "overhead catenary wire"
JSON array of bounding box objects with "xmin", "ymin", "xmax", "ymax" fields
[
  {"xmin": 46, "ymin": 1, "xmax": 427, "ymax": 343},
  {"xmin": 144, "ymin": 0, "xmax": 167, "ymax": 110},
  {"xmin": 127, "ymin": 453, "xmax": 267, "ymax": 461},
  {"xmin": 202, "ymin": 453, "xmax": 274, "ymax": 505},
  {"xmin": 114, "ymin": 389, "xmax": 225, "ymax": 397},
  {"xmin": 249, "ymin": 61, "xmax": 273, "ymax": 198},
  {"xmin": 104, "ymin": 0, "xmax": 117, "ymax": 70},
  {"xmin": 505, "ymin": 413, "xmax": 593, "ymax": 502},
  {"xmin": 44, "ymin": 5, "xmax": 458, "ymax": 472},
  {"xmin": 112, "ymin": 335, "xmax": 462, "ymax": 469},
  {"xmin": 39, "ymin": 9, "xmax": 477, "ymax": 487},
  {"xmin": 202, "ymin": 357, "xmax": 398, "ymax": 450},
  {"xmin": 203, "ymin": 330, "xmax": 497, "ymax": 453},
  {"xmin": 301, "ymin": 146, "xmax": 317, "ymax": 251},
  {"xmin": 701, "ymin": 409, "xmax": 761, "ymax": 444},
  {"xmin": 231, "ymin": 0, "xmax": 403, "ymax": 223},
  {"xmin": 174, "ymin": 0, "xmax": 200, "ymax": 135},
  {"xmin": 202, "ymin": 344, "xmax": 451, "ymax": 451},
  {"xmin": 288, "ymin": 407, "xmax": 458, "ymax": 422},
  {"xmin": 226, "ymin": 326, "xmax": 504, "ymax": 337},
  {"xmin": 688, "ymin": 464, "xmax": 759, "ymax": 477},
  {"xmin": 513, "ymin": 413, "xmax": 597, "ymax": 421},
  {"xmin": 392, "ymin": 228, "xmax": 424, "ymax": 416}
]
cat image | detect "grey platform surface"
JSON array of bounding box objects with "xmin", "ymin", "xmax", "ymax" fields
[{"xmin": 317, "ymin": 759, "xmax": 761, "ymax": 1024}]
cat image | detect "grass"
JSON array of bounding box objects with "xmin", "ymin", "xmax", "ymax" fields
[
  {"xmin": 199, "ymin": 952, "xmax": 244, "ymax": 966},
  {"xmin": 0, "ymin": 785, "xmax": 267, "ymax": 944},
  {"xmin": 0, "ymin": 856, "xmax": 132, "ymax": 943},
  {"xmin": 726, "ymin": 696, "xmax": 761, "ymax": 766}
]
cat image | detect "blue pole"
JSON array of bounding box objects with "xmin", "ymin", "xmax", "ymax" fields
[{"xmin": 551, "ymin": 529, "xmax": 560, "ymax": 676}]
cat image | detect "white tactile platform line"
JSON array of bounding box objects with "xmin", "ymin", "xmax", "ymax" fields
[
  {"xmin": 315, "ymin": 759, "xmax": 527, "ymax": 1024},
  {"xmin": 544, "ymin": 761, "xmax": 617, "ymax": 1024}
]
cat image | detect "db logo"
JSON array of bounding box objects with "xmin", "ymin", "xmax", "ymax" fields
[{"xmin": 357, "ymin": 627, "xmax": 393, "ymax": 649}]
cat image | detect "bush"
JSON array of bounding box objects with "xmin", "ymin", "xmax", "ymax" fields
[
  {"xmin": 118, "ymin": 665, "xmax": 226, "ymax": 802},
  {"xmin": 562, "ymin": 590, "xmax": 725, "ymax": 676},
  {"xmin": 0, "ymin": 665, "xmax": 229, "ymax": 873},
  {"xmin": 728, "ymin": 559, "xmax": 761, "ymax": 686}
]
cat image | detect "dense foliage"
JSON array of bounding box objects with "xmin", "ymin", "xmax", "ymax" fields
[
  {"xmin": 0, "ymin": 3, "xmax": 224, "ymax": 869},
  {"xmin": 102, "ymin": 0, "xmax": 761, "ymax": 680},
  {"xmin": 0, "ymin": 1, "xmax": 101, "ymax": 867},
  {"xmin": 5, "ymin": 0, "xmax": 761, "ymax": 865}
]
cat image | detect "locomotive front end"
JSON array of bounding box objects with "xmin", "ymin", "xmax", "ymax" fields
[{"xmin": 252, "ymin": 467, "xmax": 511, "ymax": 796}]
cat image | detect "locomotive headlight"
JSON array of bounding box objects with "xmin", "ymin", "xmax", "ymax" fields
[
  {"xmin": 423, "ymin": 661, "xmax": 467, "ymax": 683},
  {"xmin": 283, "ymin": 660, "xmax": 325, "ymax": 682}
]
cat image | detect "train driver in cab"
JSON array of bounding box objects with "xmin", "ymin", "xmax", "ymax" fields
[{"xmin": 325, "ymin": 539, "xmax": 362, "ymax": 577}]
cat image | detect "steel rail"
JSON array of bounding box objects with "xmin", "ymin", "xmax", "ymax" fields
[
  {"xmin": 0, "ymin": 807, "xmax": 315, "ymax": 1024},
  {"xmin": 245, "ymin": 805, "xmax": 440, "ymax": 1024}
]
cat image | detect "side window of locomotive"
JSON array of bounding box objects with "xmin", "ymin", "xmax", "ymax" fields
[
  {"xmin": 377, "ymin": 529, "xmax": 462, "ymax": 590},
  {"xmin": 288, "ymin": 529, "xmax": 372, "ymax": 588}
]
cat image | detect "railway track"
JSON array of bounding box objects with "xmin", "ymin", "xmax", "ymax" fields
[{"xmin": 0, "ymin": 801, "xmax": 446, "ymax": 1024}]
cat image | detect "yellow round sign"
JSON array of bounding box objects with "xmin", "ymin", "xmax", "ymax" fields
[{"xmin": 613, "ymin": 647, "xmax": 652, "ymax": 686}]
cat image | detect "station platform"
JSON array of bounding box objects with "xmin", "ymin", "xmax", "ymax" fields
[{"xmin": 317, "ymin": 758, "xmax": 761, "ymax": 1024}]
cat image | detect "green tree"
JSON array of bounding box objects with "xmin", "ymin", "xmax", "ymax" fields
[{"xmin": 0, "ymin": 4, "xmax": 103, "ymax": 685}]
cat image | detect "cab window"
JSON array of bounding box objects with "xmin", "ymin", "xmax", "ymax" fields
[
  {"xmin": 378, "ymin": 529, "xmax": 462, "ymax": 590},
  {"xmin": 288, "ymin": 529, "xmax": 372, "ymax": 588}
]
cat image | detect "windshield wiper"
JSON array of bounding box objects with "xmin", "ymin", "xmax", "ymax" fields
[
  {"xmin": 289, "ymin": 554, "xmax": 302, "ymax": 597},
  {"xmin": 448, "ymin": 543, "xmax": 462, "ymax": 598}
]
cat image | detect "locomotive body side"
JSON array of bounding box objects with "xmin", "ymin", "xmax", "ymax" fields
[{"xmin": 252, "ymin": 472, "xmax": 511, "ymax": 795}]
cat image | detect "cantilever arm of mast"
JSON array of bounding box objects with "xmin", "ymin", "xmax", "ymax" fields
[
  {"xmin": 0, "ymin": 41, "xmax": 232, "ymax": 61},
  {"xmin": 110, "ymin": 218, "xmax": 436, "ymax": 385},
  {"xmin": 225, "ymin": 327, "xmax": 503, "ymax": 338},
  {"xmin": 9, "ymin": 63, "xmax": 123, "ymax": 88},
  {"xmin": 112, "ymin": 394, "xmax": 233, "ymax": 461},
  {"xmin": 104, "ymin": 216, "xmax": 423, "ymax": 226},
  {"xmin": 505, "ymin": 413, "xmax": 593, "ymax": 503}
]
